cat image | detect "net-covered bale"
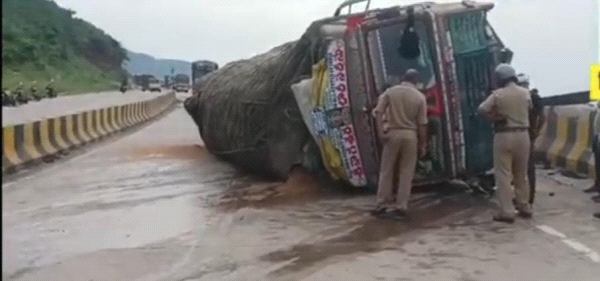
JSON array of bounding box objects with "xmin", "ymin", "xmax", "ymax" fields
[{"xmin": 184, "ymin": 23, "xmax": 329, "ymax": 179}]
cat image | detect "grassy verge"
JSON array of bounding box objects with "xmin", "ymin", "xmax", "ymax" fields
[{"xmin": 2, "ymin": 58, "xmax": 121, "ymax": 96}]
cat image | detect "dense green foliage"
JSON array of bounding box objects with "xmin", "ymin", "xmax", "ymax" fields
[{"xmin": 2, "ymin": 0, "xmax": 128, "ymax": 94}]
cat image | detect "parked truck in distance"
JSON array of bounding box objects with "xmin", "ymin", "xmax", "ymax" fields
[
  {"xmin": 173, "ymin": 74, "xmax": 191, "ymax": 92},
  {"xmin": 147, "ymin": 77, "xmax": 161, "ymax": 92},
  {"xmin": 134, "ymin": 74, "xmax": 162, "ymax": 92},
  {"xmin": 191, "ymin": 60, "xmax": 218, "ymax": 94}
]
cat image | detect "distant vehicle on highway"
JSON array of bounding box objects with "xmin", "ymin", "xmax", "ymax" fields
[
  {"xmin": 191, "ymin": 60, "xmax": 218, "ymax": 94},
  {"xmin": 173, "ymin": 74, "xmax": 190, "ymax": 92},
  {"xmin": 137, "ymin": 74, "xmax": 161, "ymax": 92},
  {"xmin": 148, "ymin": 77, "xmax": 162, "ymax": 92}
]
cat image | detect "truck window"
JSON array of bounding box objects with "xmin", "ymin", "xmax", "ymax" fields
[
  {"xmin": 448, "ymin": 11, "xmax": 489, "ymax": 54},
  {"xmin": 368, "ymin": 21, "xmax": 436, "ymax": 93},
  {"xmin": 484, "ymin": 20, "xmax": 501, "ymax": 46}
]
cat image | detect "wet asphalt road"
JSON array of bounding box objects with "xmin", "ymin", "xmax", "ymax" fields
[{"xmin": 3, "ymin": 94, "xmax": 600, "ymax": 280}]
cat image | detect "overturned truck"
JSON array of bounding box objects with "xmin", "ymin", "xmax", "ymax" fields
[{"xmin": 185, "ymin": 1, "xmax": 513, "ymax": 189}]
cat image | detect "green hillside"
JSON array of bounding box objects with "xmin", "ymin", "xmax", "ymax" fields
[{"xmin": 2, "ymin": 0, "xmax": 128, "ymax": 94}]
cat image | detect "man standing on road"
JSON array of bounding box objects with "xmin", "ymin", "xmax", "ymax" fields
[
  {"xmin": 370, "ymin": 69, "xmax": 428, "ymax": 221},
  {"xmin": 517, "ymin": 74, "xmax": 545, "ymax": 205},
  {"xmin": 585, "ymin": 101, "xmax": 600, "ymax": 195},
  {"xmin": 527, "ymin": 88, "xmax": 545, "ymax": 205},
  {"xmin": 478, "ymin": 64, "xmax": 533, "ymax": 223}
]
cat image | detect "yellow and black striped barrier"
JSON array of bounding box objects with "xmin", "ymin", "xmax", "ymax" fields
[
  {"xmin": 534, "ymin": 104, "xmax": 596, "ymax": 178},
  {"xmin": 2, "ymin": 92, "xmax": 176, "ymax": 173}
]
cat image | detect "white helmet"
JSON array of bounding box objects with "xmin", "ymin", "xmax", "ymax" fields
[
  {"xmin": 494, "ymin": 64, "xmax": 517, "ymax": 81},
  {"xmin": 516, "ymin": 73, "xmax": 530, "ymax": 85}
]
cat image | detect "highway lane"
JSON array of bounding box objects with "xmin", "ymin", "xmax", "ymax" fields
[
  {"xmin": 2, "ymin": 94, "xmax": 600, "ymax": 280},
  {"xmin": 2, "ymin": 89, "xmax": 165, "ymax": 125}
]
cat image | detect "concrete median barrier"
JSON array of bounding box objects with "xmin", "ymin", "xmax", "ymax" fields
[
  {"xmin": 534, "ymin": 104, "xmax": 596, "ymax": 178},
  {"xmin": 2, "ymin": 92, "xmax": 176, "ymax": 173}
]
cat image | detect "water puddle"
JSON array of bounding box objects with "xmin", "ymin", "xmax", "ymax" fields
[
  {"xmin": 214, "ymin": 168, "xmax": 330, "ymax": 211},
  {"xmin": 260, "ymin": 192, "xmax": 488, "ymax": 277},
  {"xmin": 122, "ymin": 144, "xmax": 208, "ymax": 160}
]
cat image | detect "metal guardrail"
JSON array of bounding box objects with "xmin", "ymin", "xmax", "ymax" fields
[{"xmin": 541, "ymin": 91, "xmax": 590, "ymax": 107}]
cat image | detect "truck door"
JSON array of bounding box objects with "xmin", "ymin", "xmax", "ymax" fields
[
  {"xmin": 362, "ymin": 18, "xmax": 449, "ymax": 183},
  {"xmin": 447, "ymin": 11, "xmax": 495, "ymax": 175}
]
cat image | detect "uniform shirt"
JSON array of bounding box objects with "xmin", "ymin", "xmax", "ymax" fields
[
  {"xmin": 478, "ymin": 81, "xmax": 532, "ymax": 130},
  {"xmin": 373, "ymin": 81, "xmax": 428, "ymax": 131}
]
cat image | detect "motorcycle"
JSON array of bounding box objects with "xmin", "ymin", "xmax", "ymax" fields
[
  {"xmin": 30, "ymin": 87, "xmax": 44, "ymax": 101},
  {"xmin": 45, "ymin": 85, "xmax": 57, "ymax": 98},
  {"xmin": 14, "ymin": 89, "xmax": 30, "ymax": 105},
  {"xmin": 2, "ymin": 90, "xmax": 17, "ymax": 106}
]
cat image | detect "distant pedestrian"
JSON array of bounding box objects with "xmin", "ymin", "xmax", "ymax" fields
[
  {"xmin": 370, "ymin": 69, "xmax": 428, "ymax": 221},
  {"xmin": 585, "ymin": 101, "xmax": 600, "ymax": 195},
  {"xmin": 479, "ymin": 64, "xmax": 532, "ymax": 224}
]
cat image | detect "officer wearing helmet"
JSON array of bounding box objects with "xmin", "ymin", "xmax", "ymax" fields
[{"xmin": 478, "ymin": 64, "xmax": 533, "ymax": 223}]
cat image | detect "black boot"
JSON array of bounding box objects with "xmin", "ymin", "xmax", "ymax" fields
[
  {"xmin": 386, "ymin": 209, "xmax": 409, "ymax": 221},
  {"xmin": 370, "ymin": 206, "xmax": 387, "ymax": 218}
]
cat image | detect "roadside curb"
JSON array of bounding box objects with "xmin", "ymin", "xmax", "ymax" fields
[{"xmin": 2, "ymin": 92, "xmax": 176, "ymax": 174}]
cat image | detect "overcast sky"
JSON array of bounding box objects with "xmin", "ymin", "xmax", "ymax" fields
[{"xmin": 54, "ymin": 0, "xmax": 598, "ymax": 96}]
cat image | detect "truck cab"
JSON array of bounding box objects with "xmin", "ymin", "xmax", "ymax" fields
[{"xmin": 295, "ymin": 1, "xmax": 511, "ymax": 188}]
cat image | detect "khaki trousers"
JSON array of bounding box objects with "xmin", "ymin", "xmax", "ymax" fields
[
  {"xmin": 494, "ymin": 131, "xmax": 530, "ymax": 217},
  {"xmin": 376, "ymin": 129, "xmax": 418, "ymax": 211}
]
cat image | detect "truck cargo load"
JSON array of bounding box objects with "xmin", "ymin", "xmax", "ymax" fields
[{"xmin": 184, "ymin": 1, "xmax": 513, "ymax": 190}]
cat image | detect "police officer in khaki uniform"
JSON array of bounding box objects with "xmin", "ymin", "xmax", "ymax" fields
[
  {"xmin": 370, "ymin": 69, "xmax": 428, "ymax": 221},
  {"xmin": 478, "ymin": 64, "xmax": 533, "ymax": 223}
]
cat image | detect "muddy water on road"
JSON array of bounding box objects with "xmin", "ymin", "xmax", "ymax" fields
[{"xmin": 2, "ymin": 105, "xmax": 487, "ymax": 281}]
